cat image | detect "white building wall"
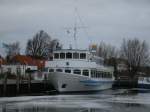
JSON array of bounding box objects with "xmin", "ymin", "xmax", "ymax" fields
[{"xmin": 0, "ymin": 65, "xmax": 37, "ymax": 75}]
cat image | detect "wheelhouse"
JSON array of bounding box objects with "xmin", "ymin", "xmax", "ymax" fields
[{"xmin": 52, "ymin": 49, "xmax": 88, "ymax": 60}]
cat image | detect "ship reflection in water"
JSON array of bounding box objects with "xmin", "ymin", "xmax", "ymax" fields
[{"xmin": 1, "ymin": 89, "xmax": 150, "ymax": 112}]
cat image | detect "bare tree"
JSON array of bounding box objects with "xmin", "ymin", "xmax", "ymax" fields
[
  {"xmin": 120, "ymin": 38, "xmax": 150, "ymax": 79},
  {"xmin": 26, "ymin": 30, "xmax": 61, "ymax": 59},
  {"xmin": 97, "ymin": 42, "xmax": 118, "ymax": 59},
  {"xmin": 3, "ymin": 42, "xmax": 20, "ymax": 61},
  {"xmin": 96, "ymin": 42, "xmax": 118, "ymax": 79}
]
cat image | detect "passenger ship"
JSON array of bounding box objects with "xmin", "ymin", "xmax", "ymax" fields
[{"xmin": 45, "ymin": 49, "xmax": 114, "ymax": 92}]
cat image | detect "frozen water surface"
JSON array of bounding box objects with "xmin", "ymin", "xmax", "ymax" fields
[{"xmin": 0, "ymin": 89, "xmax": 150, "ymax": 112}]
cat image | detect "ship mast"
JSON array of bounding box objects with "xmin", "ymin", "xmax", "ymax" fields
[
  {"xmin": 73, "ymin": 9, "xmax": 77, "ymax": 49},
  {"xmin": 65, "ymin": 1, "xmax": 87, "ymax": 49}
]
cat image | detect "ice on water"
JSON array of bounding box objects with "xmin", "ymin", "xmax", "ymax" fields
[{"xmin": 0, "ymin": 89, "xmax": 150, "ymax": 112}]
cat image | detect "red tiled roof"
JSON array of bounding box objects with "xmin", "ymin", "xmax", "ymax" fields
[
  {"xmin": 12, "ymin": 55, "xmax": 45, "ymax": 69},
  {"xmin": 0, "ymin": 57, "xmax": 6, "ymax": 65},
  {"xmin": 13, "ymin": 55, "xmax": 35, "ymax": 65}
]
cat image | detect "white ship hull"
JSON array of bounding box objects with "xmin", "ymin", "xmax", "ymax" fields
[{"xmin": 48, "ymin": 72, "xmax": 114, "ymax": 92}]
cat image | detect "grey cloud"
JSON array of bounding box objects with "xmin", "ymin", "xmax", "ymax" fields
[{"xmin": 0, "ymin": 0, "xmax": 150, "ymax": 56}]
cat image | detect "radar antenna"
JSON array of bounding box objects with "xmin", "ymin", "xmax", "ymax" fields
[
  {"xmin": 64, "ymin": 0, "xmax": 90, "ymax": 49},
  {"xmin": 64, "ymin": 8, "xmax": 87, "ymax": 49}
]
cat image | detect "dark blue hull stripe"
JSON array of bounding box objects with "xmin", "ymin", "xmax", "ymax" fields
[
  {"xmin": 138, "ymin": 84, "xmax": 150, "ymax": 89},
  {"xmin": 80, "ymin": 80, "xmax": 113, "ymax": 86}
]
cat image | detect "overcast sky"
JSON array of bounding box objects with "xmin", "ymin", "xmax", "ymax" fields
[{"xmin": 0, "ymin": 0, "xmax": 150, "ymax": 56}]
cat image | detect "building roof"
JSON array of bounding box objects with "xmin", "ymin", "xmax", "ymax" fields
[
  {"xmin": 0, "ymin": 56, "xmax": 6, "ymax": 65},
  {"xmin": 11, "ymin": 55, "xmax": 45, "ymax": 69},
  {"xmin": 13, "ymin": 55, "xmax": 34, "ymax": 65}
]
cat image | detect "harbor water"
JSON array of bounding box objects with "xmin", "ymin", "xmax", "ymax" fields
[{"xmin": 0, "ymin": 89, "xmax": 150, "ymax": 112}]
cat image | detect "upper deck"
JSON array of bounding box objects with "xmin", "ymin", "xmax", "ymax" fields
[
  {"xmin": 45, "ymin": 49, "xmax": 114, "ymax": 73},
  {"xmin": 45, "ymin": 49, "xmax": 107, "ymax": 68}
]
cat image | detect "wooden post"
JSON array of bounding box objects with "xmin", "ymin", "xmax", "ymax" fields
[
  {"xmin": 16, "ymin": 68, "xmax": 21, "ymax": 95},
  {"xmin": 44, "ymin": 73, "xmax": 47, "ymax": 91},
  {"xmin": 3, "ymin": 72, "xmax": 8, "ymax": 96},
  {"xmin": 26, "ymin": 68, "xmax": 33, "ymax": 94},
  {"xmin": 16, "ymin": 73, "xmax": 20, "ymax": 94},
  {"xmin": 28, "ymin": 73, "xmax": 31, "ymax": 93}
]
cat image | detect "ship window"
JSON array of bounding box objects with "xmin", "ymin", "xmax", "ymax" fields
[
  {"xmin": 49, "ymin": 69, "xmax": 54, "ymax": 72},
  {"xmin": 83, "ymin": 70, "xmax": 89, "ymax": 76},
  {"xmin": 66, "ymin": 52, "xmax": 72, "ymax": 59},
  {"xmin": 99, "ymin": 71, "xmax": 102, "ymax": 78},
  {"xmin": 54, "ymin": 53, "xmax": 59, "ymax": 59},
  {"xmin": 62, "ymin": 84, "xmax": 67, "ymax": 88},
  {"xmin": 96, "ymin": 71, "xmax": 99, "ymax": 78},
  {"xmin": 91, "ymin": 70, "xmax": 96, "ymax": 75},
  {"xmin": 56, "ymin": 69, "xmax": 63, "ymax": 72},
  {"xmin": 99, "ymin": 71, "xmax": 103, "ymax": 78},
  {"xmin": 106, "ymin": 72, "xmax": 109, "ymax": 78},
  {"xmin": 73, "ymin": 52, "xmax": 79, "ymax": 59},
  {"xmin": 104, "ymin": 72, "xmax": 107, "ymax": 78},
  {"xmin": 108, "ymin": 73, "xmax": 112, "ymax": 78},
  {"xmin": 80, "ymin": 53, "xmax": 86, "ymax": 59},
  {"xmin": 96, "ymin": 71, "xmax": 98, "ymax": 78},
  {"xmin": 102, "ymin": 72, "xmax": 105, "ymax": 78},
  {"xmin": 107, "ymin": 73, "xmax": 109, "ymax": 78},
  {"xmin": 65, "ymin": 69, "xmax": 71, "ymax": 73},
  {"xmin": 60, "ymin": 53, "xmax": 65, "ymax": 59},
  {"xmin": 66, "ymin": 62, "xmax": 69, "ymax": 66},
  {"xmin": 95, "ymin": 71, "xmax": 102, "ymax": 78},
  {"xmin": 73, "ymin": 69, "xmax": 81, "ymax": 75},
  {"xmin": 91, "ymin": 70, "xmax": 96, "ymax": 78}
]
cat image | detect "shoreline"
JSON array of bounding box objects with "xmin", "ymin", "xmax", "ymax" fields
[{"xmin": 0, "ymin": 79, "xmax": 138, "ymax": 97}]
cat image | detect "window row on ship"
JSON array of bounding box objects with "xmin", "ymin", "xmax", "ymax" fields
[
  {"xmin": 53, "ymin": 52, "xmax": 87, "ymax": 59},
  {"xmin": 48, "ymin": 68, "xmax": 113, "ymax": 78}
]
